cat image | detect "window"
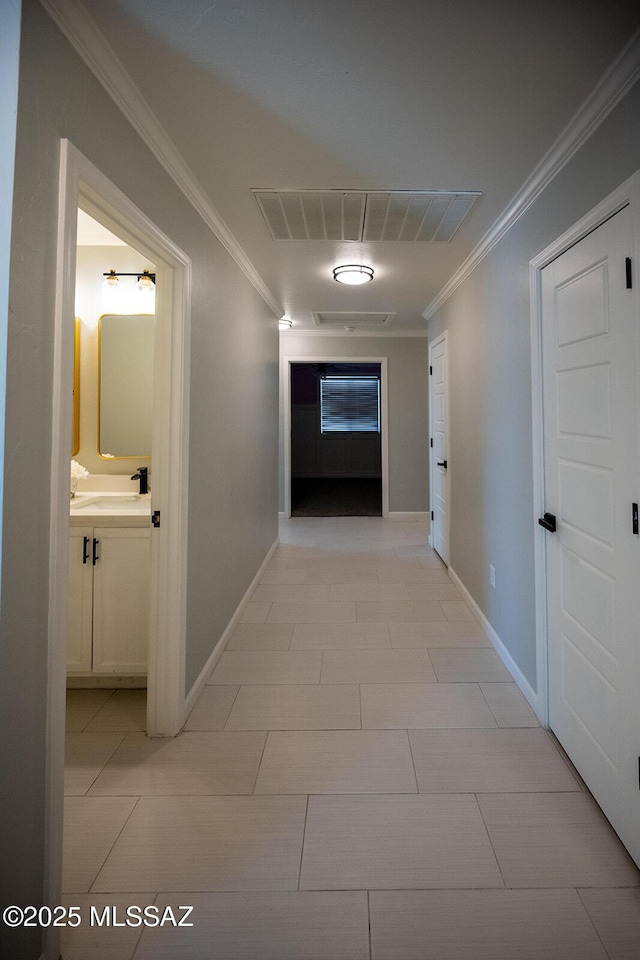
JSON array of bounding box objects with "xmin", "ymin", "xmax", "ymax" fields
[{"xmin": 320, "ymin": 376, "xmax": 380, "ymax": 433}]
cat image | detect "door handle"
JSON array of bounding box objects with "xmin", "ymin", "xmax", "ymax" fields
[
  {"xmin": 82, "ymin": 536, "xmax": 90, "ymax": 564},
  {"xmin": 92, "ymin": 537, "xmax": 100, "ymax": 565},
  {"xmin": 538, "ymin": 512, "xmax": 557, "ymax": 533},
  {"xmin": 437, "ymin": 460, "xmax": 448, "ymax": 468}
]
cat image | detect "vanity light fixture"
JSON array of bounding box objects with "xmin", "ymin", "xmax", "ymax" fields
[
  {"xmin": 332, "ymin": 264, "xmax": 374, "ymax": 285},
  {"xmin": 102, "ymin": 270, "xmax": 156, "ymax": 285},
  {"xmin": 136, "ymin": 270, "xmax": 155, "ymax": 291}
]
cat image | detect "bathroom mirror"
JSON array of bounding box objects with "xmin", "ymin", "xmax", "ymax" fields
[{"xmin": 98, "ymin": 314, "xmax": 155, "ymax": 458}]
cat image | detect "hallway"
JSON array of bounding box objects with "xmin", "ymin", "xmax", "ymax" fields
[{"xmin": 62, "ymin": 518, "xmax": 640, "ymax": 959}]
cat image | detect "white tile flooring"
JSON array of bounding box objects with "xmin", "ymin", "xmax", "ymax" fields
[{"xmin": 62, "ymin": 518, "xmax": 640, "ymax": 959}]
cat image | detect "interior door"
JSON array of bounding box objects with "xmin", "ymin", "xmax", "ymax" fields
[
  {"xmin": 541, "ymin": 205, "xmax": 640, "ymax": 865},
  {"xmin": 430, "ymin": 334, "xmax": 449, "ymax": 563}
]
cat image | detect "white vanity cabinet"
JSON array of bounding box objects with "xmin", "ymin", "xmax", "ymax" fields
[{"xmin": 68, "ymin": 522, "xmax": 150, "ymax": 676}]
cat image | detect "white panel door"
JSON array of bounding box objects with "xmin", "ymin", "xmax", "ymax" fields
[
  {"xmin": 430, "ymin": 334, "xmax": 449, "ymax": 564},
  {"xmin": 541, "ymin": 206, "xmax": 640, "ymax": 865}
]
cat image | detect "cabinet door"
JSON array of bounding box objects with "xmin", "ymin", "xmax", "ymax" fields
[
  {"xmin": 67, "ymin": 527, "xmax": 94, "ymax": 672},
  {"xmin": 91, "ymin": 527, "xmax": 150, "ymax": 674}
]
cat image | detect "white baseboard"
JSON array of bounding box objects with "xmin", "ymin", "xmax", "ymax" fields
[
  {"xmin": 280, "ymin": 511, "xmax": 429, "ymax": 522},
  {"xmin": 387, "ymin": 511, "xmax": 430, "ymax": 522},
  {"xmin": 448, "ymin": 566, "xmax": 543, "ymax": 721},
  {"xmin": 66, "ymin": 675, "xmax": 147, "ymax": 688},
  {"xmin": 183, "ymin": 538, "xmax": 280, "ymax": 719}
]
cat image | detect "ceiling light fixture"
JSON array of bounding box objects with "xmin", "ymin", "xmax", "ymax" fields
[
  {"xmin": 279, "ymin": 318, "xmax": 293, "ymax": 330},
  {"xmin": 332, "ymin": 264, "xmax": 374, "ymax": 285}
]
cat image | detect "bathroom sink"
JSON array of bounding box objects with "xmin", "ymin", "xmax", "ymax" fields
[{"xmin": 70, "ymin": 494, "xmax": 151, "ymax": 513}]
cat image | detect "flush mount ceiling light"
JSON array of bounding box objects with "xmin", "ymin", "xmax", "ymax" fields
[
  {"xmin": 332, "ymin": 264, "xmax": 374, "ymax": 285},
  {"xmin": 279, "ymin": 318, "xmax": 293, "ymax": 329}
]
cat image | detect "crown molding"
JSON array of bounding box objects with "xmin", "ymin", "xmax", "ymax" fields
[
  {"xmin": 40, "ymin": 0, "xmax": 283, "ymax": 320},
  {"xmin": 423, "ymin": 28, "xmax": 640, "ymax": 320}
]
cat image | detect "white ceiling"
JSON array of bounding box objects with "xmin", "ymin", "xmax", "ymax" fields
[
  {"xmin": 72, "ymin": 0, "xmax": 640, "ymax": 332},
  {"xmin": 77, "ymin": 209, "xmax": 127, "ymax": 245}
]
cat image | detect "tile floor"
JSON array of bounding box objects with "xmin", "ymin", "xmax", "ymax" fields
[{"xmin": 62, "ymin": 518, "xmax": 640, "ymax": 959}]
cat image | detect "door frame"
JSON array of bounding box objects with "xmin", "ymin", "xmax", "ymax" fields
[
  {"xmin": 46, "ymin": 140, "xmax": 191, "ymax": 942},
  {"xmin": 282, "ymin": 356, "xmax": 389, "ymax": 518},
  {"xmin": 529, "ymin": 169, "xmax": 640, "ymax": 729},
  {"xmin": 428, "ymin": 331, "xmax": 450, "ymax": 563}
]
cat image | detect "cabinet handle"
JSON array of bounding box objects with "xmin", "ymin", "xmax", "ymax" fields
[
  {"xmin": 82, "ymin": 536, "xmax": 90, "ymax": 564},
  {"xmin": 92, "ymin": 538, "xmax": 100, "ymax": 565}
]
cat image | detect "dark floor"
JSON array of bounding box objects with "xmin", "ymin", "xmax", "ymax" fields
[{"xmin": 291, "ymin": 477, "xmax": 382, "ymax": 516}]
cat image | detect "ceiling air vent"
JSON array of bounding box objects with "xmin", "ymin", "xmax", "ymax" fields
[
  {"xmin": 254, "ymin": 191, "xmax": 366, "ymax": 241},
  {"xmin": 312, "ymin": 312, "xmax": 395, "ymax": 328},
  {"xmin": 253, "ymin": 190, "xmax": 480, "ymax": 242}
]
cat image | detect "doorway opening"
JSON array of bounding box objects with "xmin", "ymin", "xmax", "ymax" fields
[
  {"xmin": 290, "ymin": 362, "xmax": 383, "ymax": 517},
  {"xmin": 51, "ymin": 141, "xmax": 191, "ymax": 737},
  {"xmin": 66, "ymin": 211, "xmax": 156, "ymax": 729}
]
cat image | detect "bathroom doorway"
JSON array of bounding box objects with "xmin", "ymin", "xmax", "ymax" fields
[
  {"xmin": 50, "ymin": 141, "xmax": 190, "ymax": 738},
  {"xmin": 67, "ymin": 213, "xmax": 156, "ymax": 705}
]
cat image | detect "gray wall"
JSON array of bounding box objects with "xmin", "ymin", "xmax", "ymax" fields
[
  {"xmin": 280, "ymin": 335, "xmax": 429, "ymax": 513},
  {"xmin": 0, "ymin": 0, "xmax": 20, "ymax": 588},
  {"xmin": 1, "ymin": 3, "xmax": 278, "ymax": 955},
  {"xmin": 0, "ymin": 2, "xmax": 24, "ymax": 952},
  {"xmin": 428, "ymin": 78, "xmax": 640, "ymax": 691}
]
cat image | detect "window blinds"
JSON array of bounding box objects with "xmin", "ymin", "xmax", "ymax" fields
[{"xmin": 320, "ymin": 377, "xmax": 380, "ymax": 433}]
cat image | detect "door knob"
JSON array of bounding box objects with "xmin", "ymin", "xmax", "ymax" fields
[
  {"xmin": 437, "ymin": 460, "xmax": 448, "ymax": 468},
  {"xmin": 538, "ymin": 512, "xmax": 557, "ymax": 533}
]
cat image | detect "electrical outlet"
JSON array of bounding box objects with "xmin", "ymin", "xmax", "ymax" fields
[{"xmin": 489, "ymin": 564, "xmax": 496, "ymax": 589}]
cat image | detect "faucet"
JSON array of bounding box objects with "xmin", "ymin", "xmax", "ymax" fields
[{"xmin": 131, "ymin": 466, "xmax": 149, "ymax": 495}]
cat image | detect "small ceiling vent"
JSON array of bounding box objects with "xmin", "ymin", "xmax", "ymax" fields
[
  {"xmin": 253, "ymin": 190, "xmax": 480, "ymax": 242},
  {"xmin": 312, "ymin": 311, "xmax": 395, "ymax": 328}
]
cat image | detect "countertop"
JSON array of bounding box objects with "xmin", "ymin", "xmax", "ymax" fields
[{"xmin": 69, "ymin": 491, "xmax": 152, "ymax": 527}]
